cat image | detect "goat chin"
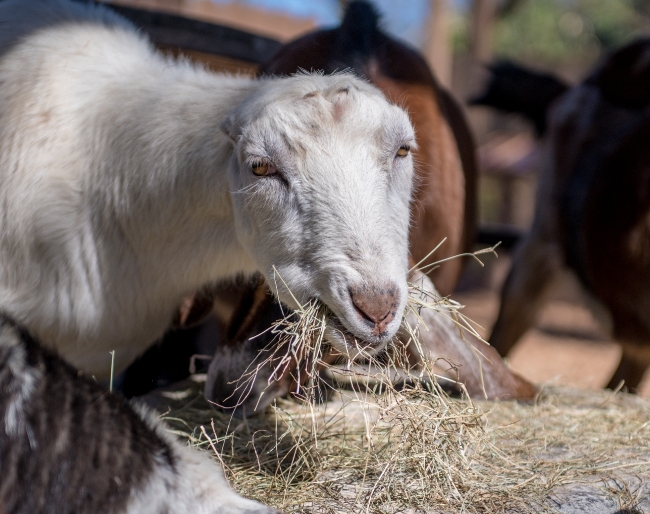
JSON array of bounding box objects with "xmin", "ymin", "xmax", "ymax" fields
[{"xmin": 323, "ymin": 316, "xmax": 392, "ymax": 358}]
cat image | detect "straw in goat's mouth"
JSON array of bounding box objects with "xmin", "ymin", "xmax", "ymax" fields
[{"xmin": 228, "ymin": 245, "xmax": 500, "ymax": 411}]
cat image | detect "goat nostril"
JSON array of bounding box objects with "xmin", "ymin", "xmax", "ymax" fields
[
  {"xmin": 352, "ymin": 302, "xmax": 381, "ymax": 325},
  {"xmin": 349, "ymin": 283, "xmax": 399, "ymax": 333}
]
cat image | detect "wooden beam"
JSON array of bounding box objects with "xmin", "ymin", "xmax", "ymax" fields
[{"xmin": 74, "ymin": 1, "xmax": 282, "ymax": 64}]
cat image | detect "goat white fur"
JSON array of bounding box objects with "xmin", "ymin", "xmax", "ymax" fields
[
  {"xmin": 126, "ymin": 406, "xmax": 276, "ymax": 514},
  {"xmin": 0, "ymin": 0, "xmax": 416, "ymax": 377}
]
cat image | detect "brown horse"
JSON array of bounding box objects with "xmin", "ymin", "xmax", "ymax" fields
[{"xmin": 476, "ymin": 41, "xmax": 650, "ymax": 392}]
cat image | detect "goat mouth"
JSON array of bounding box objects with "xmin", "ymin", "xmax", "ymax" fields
[{"xmin": 324, "ymin": 313, "xmax": 390, "ymax": 357}]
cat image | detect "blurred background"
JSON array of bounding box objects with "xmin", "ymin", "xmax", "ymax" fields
[{"xmin": 108, "ymin": 0, "xmax": 650, "ymax": 395}]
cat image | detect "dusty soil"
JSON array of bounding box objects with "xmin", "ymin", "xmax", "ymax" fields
[{"xmin": 454, "ymin": 253, "xmax": 650, "ymax": 397}]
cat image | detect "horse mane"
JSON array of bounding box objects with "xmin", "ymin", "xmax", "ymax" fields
[{"xmin": 334, "ymin": 0, "xmax": 381, "ymax": 62}]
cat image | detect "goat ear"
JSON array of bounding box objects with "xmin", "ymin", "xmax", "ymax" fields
[{"xmin": 220, "ymin": 113, "xmax": 238, "ymax": 144}]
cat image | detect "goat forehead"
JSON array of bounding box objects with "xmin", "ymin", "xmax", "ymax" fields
[
  {"xmin": 270, "ymin": 97, "xmax": 385, "ymax": 131},
  {"xmin": 272, "ymin": 73, "xmax": 381, "ymax": 101},
  {"xmin": 263, "ymin": 101, "xmax": 411, "ymax": 154},
  {"xmin": 240, "ymin": 75, "xmax": 414, "ymax": 149},
  {"xmin": 261, "ymin": 76, "xmax": 399, "ymax": 122}
]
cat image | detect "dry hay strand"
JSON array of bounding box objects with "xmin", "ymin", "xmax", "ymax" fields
[{"xmin": 154, "ymin": 248, "xmax": 650, "ymax": 513}]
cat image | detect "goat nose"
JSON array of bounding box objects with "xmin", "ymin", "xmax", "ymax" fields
[{"xmin": 350, "ymin": 283, "xmax": 399, "ymax": 335}]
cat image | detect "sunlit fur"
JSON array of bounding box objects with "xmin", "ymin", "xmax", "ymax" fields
[{"xmin": 0, "ymin": 0, "xmax": 415, "ymax": 377}]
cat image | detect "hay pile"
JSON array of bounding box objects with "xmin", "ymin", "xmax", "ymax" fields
[
  {"xmin": 157, "ymin": 377, "xmax": 649, "ymax": 513},
  {"xmin": 150, "ymin": 254, "xmax": 650, "ymax": 513}
]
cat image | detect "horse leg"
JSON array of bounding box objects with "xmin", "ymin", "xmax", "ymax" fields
[
  {"xmin": 489, "ymin": 233, "xmax": 564, "ymax": 357},
  {"xmin": 607, "ymin": 341, "xmax": 650, "ymax": 392}
]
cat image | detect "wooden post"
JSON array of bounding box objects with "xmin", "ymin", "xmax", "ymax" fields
[
  {"xmin": 467, "ymin": 0, "xmax": 498, "ymax": 145},
  {"xmin": 470, "ymin": 0, "xmax": 497, "ymax": 63},
  {"xmin": 425, "ymin": 0, "xmax": 452, "ymax": 88}
]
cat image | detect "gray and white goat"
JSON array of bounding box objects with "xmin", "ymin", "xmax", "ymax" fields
[{"xmin": 0, "ymin": 315, "xmax": 277, "ymax": 513}]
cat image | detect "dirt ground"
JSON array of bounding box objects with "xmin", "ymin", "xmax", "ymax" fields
[{"xmin": 453, "ymin": 251, "xmax": 650, "ymax": 398}]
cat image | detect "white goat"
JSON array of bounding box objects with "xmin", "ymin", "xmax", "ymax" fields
[{"xmin": 0, "ymin": 0, "xmax": 415, "ymax": 378}]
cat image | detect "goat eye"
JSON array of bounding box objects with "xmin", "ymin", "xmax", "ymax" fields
[
  {"xmin": 396, "ymin": 145, "xmax": 410, "ymax": 158},
  {"xmin": 251, "ymin": 161, "xmax": 276, "ymax": 176}
]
